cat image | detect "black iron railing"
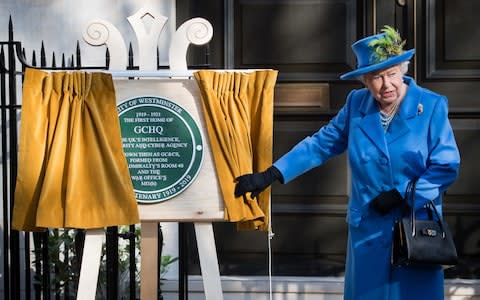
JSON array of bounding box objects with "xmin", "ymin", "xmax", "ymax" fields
[{"xmin": 0, "ymin": 16, "xmax": 169, "ymax": 300}]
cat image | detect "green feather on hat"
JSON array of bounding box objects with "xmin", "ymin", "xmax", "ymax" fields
[{"xmin": 368, "ymin": 25, "xmax": 407, "ymax": 64}]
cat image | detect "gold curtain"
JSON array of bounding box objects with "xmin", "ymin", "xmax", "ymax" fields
[
  {"xmin": 12, "ymin": 68, "xmax": 139, "ymax": 231},
  {"xmin": 194, "ymin": 70, "xmax": 278, "ymax": 231}
]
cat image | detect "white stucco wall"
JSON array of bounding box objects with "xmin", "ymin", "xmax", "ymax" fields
[{"xmin": 0, "ymin": 0, "xmax": 175, "ymax": 67}]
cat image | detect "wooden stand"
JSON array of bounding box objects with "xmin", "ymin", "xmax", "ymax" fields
[
  {"xmin": 76, "ymin": 229, "xmax": 105, "ymax": 300},
  {"xmin": 140, "ymin": 222, "xmax": 160, "ymax": 300},
  {"xmin": 139, "ymin": 222, "xmax": 223, "ymax": 300},
  {"xmin": 77, "ymin": 78, "xmax": 225, "ymax": 300},
  {"xmin": 194, "ymin": 222, "xmax": 223, "ymax": 299}
]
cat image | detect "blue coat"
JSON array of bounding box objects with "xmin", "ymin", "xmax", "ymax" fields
[{"xmin": 274, "ymin": 77, "xmax": 460, "ymax": 300}]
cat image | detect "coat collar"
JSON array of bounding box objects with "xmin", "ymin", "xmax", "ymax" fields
[
  {"xmin": 396, "ymin": 77, "xmax": 422, "ymax": 120},
  {"xmin": 358, "ymin": 76, "xmax": 423, "ymax": 156}
]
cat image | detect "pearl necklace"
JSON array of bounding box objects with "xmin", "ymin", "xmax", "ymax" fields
[{"xmin": 379, "ymin": 101, "xmax": 399, "ymax": 131}]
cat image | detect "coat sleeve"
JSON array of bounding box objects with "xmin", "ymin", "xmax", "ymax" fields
[
  {"xmin": 403, "ymin": 96, "xmax": 460, "ymax": 210},
  {"xmin": 273, "ymin": 90, "xmax": 355, "ymax": 183}
]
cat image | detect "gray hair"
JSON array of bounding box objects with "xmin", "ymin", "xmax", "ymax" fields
[{"xmin": 357, "ymin": 61, "xmax": 410, "ymax": 83}]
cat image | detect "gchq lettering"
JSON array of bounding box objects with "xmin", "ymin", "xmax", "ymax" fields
[{"xmin": 133, "ymin": 125, "xmax": 164, "ymax": 135}]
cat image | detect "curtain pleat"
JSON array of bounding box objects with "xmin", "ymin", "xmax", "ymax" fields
[
  {"xmin": 12, "ymin": 68, "xmax": 139, "ymax": 231},
  {"xmin": 194, "ymin": 70, "xmax": 278, "ymax": 231}
]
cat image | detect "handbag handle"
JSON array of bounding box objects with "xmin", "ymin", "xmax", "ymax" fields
[
  {"xmin": 426, "ymin": 200, "xmax": 448, "ymax": 239},
  {"xmin": 405, "ymin": 179, "xmax": 448, "ymax": 239},
  {"xmin": 406, "ymin": 179, "xmax": 417, "ymax": 237}
]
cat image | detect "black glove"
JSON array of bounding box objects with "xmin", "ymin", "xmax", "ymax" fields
[
  {"xmin": 234, "ymin": 166, "xmax": 283, "ymax": 198},
  {"xmin": 369, "ymin": 189, "xmax": 403, "ymax": 216}
]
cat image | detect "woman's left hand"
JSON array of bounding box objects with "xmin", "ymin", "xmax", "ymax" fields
[{"xmin": 369, "ymin": 189, "xmax": 403, "ymax": 215}]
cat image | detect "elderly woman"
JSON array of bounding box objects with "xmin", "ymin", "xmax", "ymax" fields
[{"xmin": 235, "ymin": 26, "xmax": 460, "ymax": 300}]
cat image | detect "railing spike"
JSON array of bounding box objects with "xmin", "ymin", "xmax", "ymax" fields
[
  {"xmin": 31, "ymin": 50, "xmax": 36, "ymax": 67},
  {"xmin": 128, "ymin": 42, "xmax": 134, "ymax": 69},
  {"xmin": 40, "ymin": 41, "xmax": 46, "ymax": 67},
  {"xmin": 51, "ymin": 52, "xmax": 56, "ymax": 68},
  {"xmin": 76, "ymin": 40, "xmax": 81, "ymax": 68},
  {"xmin": 105, "ymin": 47, "xmax": 110, "ymax": 69},
  {"xmin": 8, "ymin": 16, "xmax": 13, "ymax": 40}
]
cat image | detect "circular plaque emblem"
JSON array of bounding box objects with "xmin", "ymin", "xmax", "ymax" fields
[{"xmin": 118, "ymin": 96, "xmax": 203, "ymax": 203}]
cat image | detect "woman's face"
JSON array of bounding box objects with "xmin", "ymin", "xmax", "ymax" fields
[{"xmin": 363, "ymin": 64, "xmax": 406, "ymax": 108}]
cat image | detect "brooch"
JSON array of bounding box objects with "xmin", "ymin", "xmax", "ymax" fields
[{"xmin": 417, "ymin": 103, "xmax": 423, "ymax": 115}]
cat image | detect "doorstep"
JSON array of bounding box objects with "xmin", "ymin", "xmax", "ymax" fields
[{"xmin": 160, "ymin": 276, "xmax": 480, "ymax": 299}]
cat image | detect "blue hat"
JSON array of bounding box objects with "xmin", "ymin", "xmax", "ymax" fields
[{"xmin": 340, "ymin": 28, "xmax": 415, "ymax": 80}]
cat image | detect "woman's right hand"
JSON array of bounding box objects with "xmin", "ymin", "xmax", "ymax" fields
[{"xmin": 234, "ymin": 166, "xmax": 283, "ymax": 198}]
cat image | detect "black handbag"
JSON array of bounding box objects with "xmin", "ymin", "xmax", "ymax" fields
[{"xmin": 392, "ymin": 179, "xmax": 458, "ymax": 268}]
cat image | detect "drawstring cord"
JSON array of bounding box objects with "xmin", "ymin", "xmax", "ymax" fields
[{"xmin": 268, "ymin": 196, "xmax": 275, "ymax": 300}]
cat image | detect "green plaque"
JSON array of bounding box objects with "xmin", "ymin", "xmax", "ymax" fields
[{"xmin": 118, "ymin": 96, "xmax": 203, "ymax": 203}]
